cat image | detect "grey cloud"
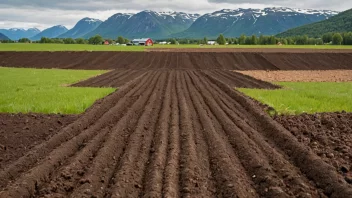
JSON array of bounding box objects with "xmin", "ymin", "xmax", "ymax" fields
[
  {"xmin": 0, "ymin": 0, "xmax": 349, "ymax": 30},
  {"xmin": 207, "ymin": 0, "xmax": 352, "ymax": 11}
]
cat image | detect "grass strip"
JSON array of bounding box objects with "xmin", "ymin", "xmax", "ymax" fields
[
  {"xmin": 0, "ymin": 67, "xmax": 115, "ymax": 114},
  {"xmin": 238, "ymin": 82, "xmax": 352, "ymax": 115}
]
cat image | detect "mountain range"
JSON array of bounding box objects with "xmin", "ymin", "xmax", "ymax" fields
[
  {"xmin": 31, "ymin": 25, "xmax": 68, "ymax": 41},
  {"xmin": 0, "ymin": 28, "xmax": 40, "ymax": 40},
  {"xmin": 277, "ymin": 8, "xmax": 352, "ymax": 37},
  {"xmin": 0, "ymin": 32, "xmax": 10, "ymax": 40},
  {"xmin": 85, "ymin": 11, "xmax": 200, "ymax": 39},
  {"xmin": 57, "ymin": 18, "xmax": 102, "ymax": 39},
  {"xmin": 173, "ymin": 8, "xmax": 338, "ymax": 38},
  {"xmin": 0, "ymin": 7, "xmax": 340, "ymax": 40}
]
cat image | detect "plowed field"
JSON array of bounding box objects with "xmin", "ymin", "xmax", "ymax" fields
[
  {"xmin": 1, "ymin": 51, "xmax": 352, "ymax": 70},
  {"xmin": 1, "ymin": 69, "xmax": 351, "ymax": 198}
]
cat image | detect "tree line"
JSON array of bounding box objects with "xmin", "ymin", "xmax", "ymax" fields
[
  {"xmin": 2, "ymin": 32, "xmax": 352, "ymax": 45},
  {"xmin": 0, "ymin": 35, "xmax": 130, "ymax": 45},
  {"xmin": 160, "ymin": 33, "xmax": 352, "ymax": 45}
]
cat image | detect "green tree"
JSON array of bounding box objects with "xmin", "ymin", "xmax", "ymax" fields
[
  {"xmin": 63, "ymin": 38, "xmax": 75, "ymax": 44},
  {"xmin": 170, "ymin": 38, "xmax": 177, "ymax": 44},
  {"xmin": 39, "ymin": 37, "xmax": 52, "ymax": 43},
  {"xmin": 332, "ymin": 33, "xmax": 343, "ymax": 45},
  {"xmin": 269, "ymin": 36, "xmax": 276, "ymax": 45},
  {"xmin": 117, "ymin": 36, "xmax": 125, "ymax": 44},
  {"xmin": 343, "ymin": 32, "xmax": 352, "ymax": 45},
  {"xmin": 203, "ymin": 37, "xmax": 208, "ymax": 44},
  {"xmin": 124, "ymin": 38, "xmax": 130, "ymax": 44},
  {"xmin": 106, "ymin": 39, "xmax": 113, "ymax": 44},
  {"xmin": 216, "ymin": 34, "xmax": 226, "ymax": 45},
  {"xmin": 322, "ymin": 33, "xmax": 333, "ymax": 43},
  {"xmin": 251, "ymin": 35, "xmax": 258, "ymax": 45},
  {"xmin": 238, "ymin": 34, "xmax": 246, "ymax": 45},
  {"xmin": 88, "ymin": 34, "xmax": 103, "ymax": 45},
  {"xmin": 18, "ymin": 38, "xmax": 31, "ymax": 43},
  {"xmin": 75, "ymin": 38, "xmax": 87, "ymax": 44}
]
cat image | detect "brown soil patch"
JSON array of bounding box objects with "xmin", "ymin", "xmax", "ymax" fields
[
  {"xmin": 1, "ymin": 51, "xmax": 352, "ymax": 70},
  {"xmin": 0, "ymin": 113, "xmax": 76, "ymax": 169},
  {"xmin": 147, "ymin": 47, "xmax": 352, "ymax": 53},
  {"xmin": 275, "ymin": 113, "xmax": 352, "ymax": 185},
  {"xmin": 1, "ymin": 70, "xmax": 351, "ymax": 197},
  {"xmin": 237, "ymin": 70, "xmax": 352, "ymax": 82}
]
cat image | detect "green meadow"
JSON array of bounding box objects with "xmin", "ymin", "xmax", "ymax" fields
[
  {"xmin": 238, "ymin": 82, "xmax": 352, "ymax": 115},
  {"xmin": 0, "ymin": 67, "xmax": 115, "ymax": 114},
  {"xmin": 1, "ymin": 43, "xmax": 352, "ymax": 51}
]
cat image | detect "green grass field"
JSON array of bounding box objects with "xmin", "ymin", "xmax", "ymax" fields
[
  {"xmin": 0, "ymin": 67, "xmax": 115, "ymax": 114},
  {"xmin": 238, "ymin": 82, "xmax": 352, "ymax": 115},
  {"xmin": 1, "ymin": 43, "xmax": 352, "ymax": 51}
]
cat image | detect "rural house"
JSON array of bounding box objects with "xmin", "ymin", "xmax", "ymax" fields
[{"xmin": 131, "ymin": 38, "xmax": 153, "ymax": 46}]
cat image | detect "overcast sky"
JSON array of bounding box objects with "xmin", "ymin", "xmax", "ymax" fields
[{"xmin": 0, "ymin": 0, "xmax": 350, "ymax": 30}]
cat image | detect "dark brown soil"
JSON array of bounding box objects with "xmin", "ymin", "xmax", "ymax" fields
[
  {"xmin": 1, "ymin": 51, "xmax": 352, "ymax": 70},
  {"xmin": 147, "ymin": 48, "xmax": 352, "ymax": 53},
  {"xmin": 0, "ymin": 70, "xmax": 351, "ymax": 198},
  {"xmin": 275, "ymin": 113, "xmax": 352, "ymax": 186},
  {"xmin": 73, "ymin": 69, "xmax": 280, "ymax": 89},
  {"xmin": 237, "ymin": 70, "xmax": 352, "ymax": 82},
  {"xmin": 0, "ymin": 113, "xmax": 76, "ymax": 169}
]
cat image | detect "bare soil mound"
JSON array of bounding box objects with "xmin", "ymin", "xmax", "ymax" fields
[
  {"xmin": 1, "ymin": 51, "xmax": 352, "ymax": 70},
  {"xmin": 275, "ymin": 112, "xmax": 352, "ymax": 185},
  {"xmin": 73, "ymin": 69, "xmax": 279, "ymax": 89},
  {"xmin": 72, "ymin": 69, "xmax": 148, "ymax": 88},
  {"xmin": 0, "ymin": 113, "xmax": 76, "ymax": 169},
  {"xmin": 0, "ymin": 70, "xmax": 351, "ymax": 197},
  {"xmin": 237, "ymin": 70, "xmax": 352, "ymax": 82}
]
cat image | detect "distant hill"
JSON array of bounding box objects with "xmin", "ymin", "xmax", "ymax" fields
[
  {"xmin": 172, "ymin": 8, "xmax": 338, "ymax": 39},
  {"xmin": 0, "ymin": 28, "xmax": 40, "ymax": 40},
  {"xmin": 84, "ymin": 11, "xmax": 200, "ymax": 39},
  {"xmin": 58, "ymin": 18, "xmax": 102, "ymax": 39},
  {"xmin": 31, "ymin": 25, "xmax": 68, "ymax": 41},
  {"xmin": 277, "ymin": 9, "xmax": 352, "ymax": 37},
  {"xmin": 84, "ymin": 13, "xmax": 133, "ymax": 39},
  {"xmin": 0, "ymin": 32, "xmax": 10, "ymax": 40}
]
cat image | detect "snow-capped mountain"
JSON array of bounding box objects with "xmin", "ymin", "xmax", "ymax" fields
[
  {"xmin": 84, "ymin": 13, "xmax": 133, "ymax": 38},
  {"xmin": 31, "ymin": 25, "xmax": 68, "ymax": 41},
  {"xmin": 84, "ymin": 11, "xmax": 200, "ymax": 39},
  {"xmin": 0, "ymin": 28, "xmax": 40, "ymax": 40},
  {"xmin": 172, "ymin": 7, "xmax": 339, "ymax": 38},
  {"xmin": 58, "ymin": 17, "xmax": 102, "ymax": 39}
]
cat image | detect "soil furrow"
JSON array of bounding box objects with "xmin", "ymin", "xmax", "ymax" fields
[
  {"xmin": 68, "ymin": 71, "xmax": 163, "ymax": 198},
  {"xmin": 183, "ymin": 71, "xmax": 258, "ymax": 197},
  {"xmin": 142, "ymin": 71, "xmax": 173, "ymax": 197},
  {"xmin": 162, "ymin": 75, "xmax": 181, "ymax": 198},
  {"xmin": 175, "ymin": 71, "xmax": 212, "ymax": 197},
  {"xmin": 204, "ymin": 72, "xmax": 352, "ymax": 197},
  {"xmin": 109, "ymin": 72, "xmax": 168, "ymax": 197},
  {"xmin": 196, "ymin": 71, "xmax": 322, "ymax": 197}
]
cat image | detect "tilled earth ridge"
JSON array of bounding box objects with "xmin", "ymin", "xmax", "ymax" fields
[
  {"xmin": 236, "ymin": 70, "xmax": 352, "ymax": 82},
  {"xmin": 1, "ymin": 51, "xmax": 352, "ymax": 70},
  {"xmin": 0, "ymin": 70, "xmax": 351, "ymax": 198},
  {"xmin": 73, "ymin": 69, "xmax": 280, "ymax": 89},
  {"xmin": 146, "ymin": 48, "xmax": 352, "ymax": 53},
  {"xmin": 0, "ymin": 113, "xmax": 77, "ymax": 169},
  {"xmin": 275, "ymin": 113, "xmax": 352, "ymax": 186}
]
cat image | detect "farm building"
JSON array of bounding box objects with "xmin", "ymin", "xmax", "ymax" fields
[
  {"xmin": 104, "ymin": 40, "xmax": 109, "ymax": 45},
  {"xmin": 207, "ymin": 41, "xmax": 216, "ymax": 45},
  {"xmin": 132, "ymin": 38, "xmax": 153, "ymax": 46}
]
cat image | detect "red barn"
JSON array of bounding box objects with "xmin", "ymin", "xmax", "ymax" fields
[
  {"xmin": 104, "ymin": 40, "xmax": 109, "ymax": 45},
  {"xmin": 131, "ymin": 38, "xmax": 153, "ymax": 46}
]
